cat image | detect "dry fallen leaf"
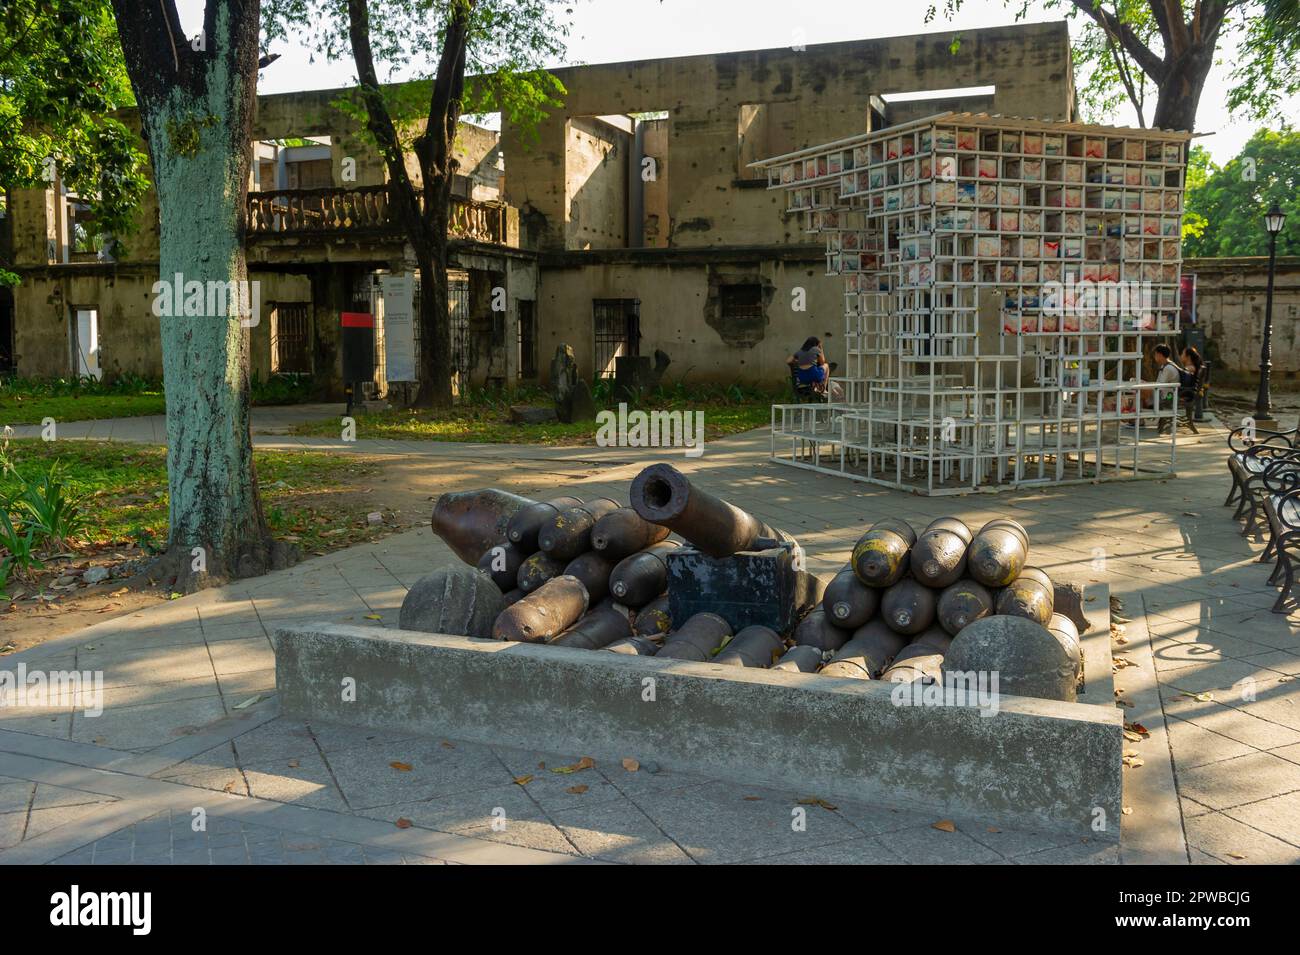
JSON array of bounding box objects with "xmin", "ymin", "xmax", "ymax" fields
[
  {"xmin": 621, "ymin": 757, "xmax": 640, "ymax": 772},
  {"xmin": 932, "ymin": 820, "xmax": 957, "ymax": 833},
  {"xmin": 1227, "ymin": 851, "xmax": 1246, "ymax": 860},
  {"xmin": 566, "ymin": 784, "xmax": 588, "ymax": 795},
  {"xmin": 390, "ymin": 761, "xmax": 413, "ymax": 772},
  {"xmin": 441, "ymin": 741, "xmax": 456, "ymax": 749},
  {"xmin": 551, "ymin": 756, "xmax": 595, "ymax": 775},
  {"xmin": 1122, "ymin": 807, "xmax": 1133, "ymax": 815},
  {"xmin": 395, "ymin": 818, "xmax": 413, "ymax": 829},
  {"xmin": 1122, "ymin": 754, "xmax": 1145, "ymax": 768},
  {"xmin": 986, "ymin": 826, "xmax": 1001, "ymax": 833},
  {"xmin": 513, "ymin": 774, "xmax": 533, "ymax": 786},
  {"xmin": 742, "ymin": 796, "xmax": 762, "ymax": 802},
  {"xmin": 287, "ymin": 759, "xmax": 300, "ymax": 769},
  {"xmin": 797, "ymin": 797, "xmax": 838, "ymax": 811}
]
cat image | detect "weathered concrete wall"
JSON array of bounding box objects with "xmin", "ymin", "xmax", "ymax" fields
[
  {"xmin": 564, "ymin": 117, "xmax": 629, "ymax": 250},
  {"xmin": 536, "ymin": 251, "xmax": 840, "ymax": 385},
  {"xmin": 274, "ymin": 622, "xmax": 1122, "ymax": 838},
  {"xmin": 640, "ymin": 119, "xmax": 670, "ymax": 248},
  {"xmin": 1186, "ymin": 257, "xmax": 1300, "ymax": 379},
  {"xmin": 503, "ymin": 22, "xmax": 1074, "ymax": 251}
]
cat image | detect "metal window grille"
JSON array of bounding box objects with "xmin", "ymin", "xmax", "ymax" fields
[
  {"xmin": 593, "ymin": 298, "xmax": 640, "ymax": 379},
  {"xmin": 517, "ymin": 300, "xmax": 537, "ymax": 378},
  {"xmin": 271, "ymin": 302, "xmax": 312, "ymax": 373}
]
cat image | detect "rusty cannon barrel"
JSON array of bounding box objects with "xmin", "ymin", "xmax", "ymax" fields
[
  {"xmin": 936, "ymin": 579, "xmax": 995, "ymax": 636},
  {"xmin": 493, "ymin": 575, "xmax": 589, "ymax": 643},
  {"xmin": 538, "ymin": 498, "xmax": 622, "ymax": 561},
  {"xmin": 516, "ymin": 551, "xmax": 567, "ymax": 594},
  {"xmin": 995, "ymin": 567, "xmax": 1055, "ymax": 626},
  {"xmin": 549, "ymin": 608, "xmax": 632, "ymax": 650},
  {"xmin": 507, "ymin": 496, "xmax": 583, "ymax": 552},
  {"xmin": 590, "ymin": 507, "xmax": 671, "ymax": 560},
  {"xmin": 609, "ymin": 541, "xmax": 679, "ymax": 608},
  {"xmin": 820, "ymin": 620, "xmax": 908, "ymax": 680},
  {"xmin": 772, "ymin": 644, "xmax": 826, "ymax": 673},
  {"xmin": 656, "ymin": 612, "xmax": 732, "ymax": 662},
  {"xmin": 880, "ymin": 578, "xmax": 938, "ymax": 636},
  {"xmin": 967, "ymin": 518, "xmax": 1029, "ymax": 588},
  {"xmin": 629, "ymin": 463, "xmax": 791, "ymax": 558},
  {"xmin": 476, "ymin": 542, "xmax": 527, "ymax": 592},
  {"xmin": 823, "ymin": 568, "xmax": 879, "ymax": 629},
  {"xmin": 632, "ymin": 594, "xmax": 672, "ymax": 637},
  {"xmin": 881, "ymin": 637, "xmax": 946, "ymax": 685},
  {"xmin": 713, "ymin": 625, "xmax": 784, "ymax": 668},
  {"xmin": 793, "ymin": 608, "xmax": 852, "ymax": 652},
  {"xmin": 910, "ymin": 517, "xmax": 972, "ymax": 589},
  {"xmin": 432, "ymin": 489, "xmax": 535, "ymax": 565},
  {"xmin": 603, "ymin": 635, "xmax": 665, "ymax": 656},
  {"xmin": 563, "ymin": 551, "xmax": 615, "ymax": 605},
  {"xmin": 850, "ymin": 519, "xmax": 916, "ymax": 587}
]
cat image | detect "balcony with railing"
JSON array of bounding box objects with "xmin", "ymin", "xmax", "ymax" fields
[{"xmin": 246, "ymin": 185, "xmax": 508, "ymax": 244}]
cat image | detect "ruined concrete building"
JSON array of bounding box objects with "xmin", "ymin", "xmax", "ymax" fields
[{"xmin": 0, "ymin": 22, "xmax": 1075, "ymax": 395}]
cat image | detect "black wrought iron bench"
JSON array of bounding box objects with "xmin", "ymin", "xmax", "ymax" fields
[
  {"xmin": 1225, "ymin": 424, "xmax": 1300, "ymax": 516},
  {"xmin": 1260, "ymin": 465, "xmax": 1300, "ymax": 613}
]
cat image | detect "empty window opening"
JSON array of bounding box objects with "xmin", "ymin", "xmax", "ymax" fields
[
  {"xmin": 593, "ymin": 298, "xmax": 640, "ymax": 379},
  {"xmin": 517, "ymin": 300, "xmax": 538, "ymax": 379},
  {"xmin": 271, "ymin": 302, "xmax": 312, "ymax": 374},
  {"xmin": 71, "ymin": 306, "xmax": 101, "ymax": 380}
]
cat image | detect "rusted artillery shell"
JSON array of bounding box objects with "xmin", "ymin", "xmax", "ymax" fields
[
  {"xmin": 604, "ymin": 635, "xmax": 664, "ymax": 656},
  {"xmin": 967, "ymin": 518, "xmax": 1029, "ymax": 588},
  {"xmin": 399, "ymin": 568, "xmax": 507, "ymax": 639},
  {"xmin": 910, "ymin": 518, "xmax": 972, "ymax": 589},
  {"xmin": 937, "ymin": 579, "xmax": 995, "ymax": 636},
  {"xmin": 772, "ymin": 644, "xmax": 826, "ymax": 673},
  {"xmin": 630, "ymin": 463, "xmax": 791, "ymax": 558},
  {"xmin": 880, "ymin": 578, "xmax": 938, "ymax": 635},
  {"xmin": 824, "ymin": 569, "xmax": 879, "ymax": 629},
  {"xmin": 793, "ymin": 608, "xmax": 852, "ymax": 652},
  {"xmin": 590, "ymin": 507, "xmax": 671, "ymax": 560},
  {"xmin": 995, "ymin": 567, "xmax": 1055, "ymax": 626},
  {"xmin": 538, "ymin": 498, "xmax": 621, "ymax": 561},
  {"xmin": 656, "ymin": 612, "xmax": 732, "ymax": 662},
  {"xmin": 432, "ymin": 489, "xmax": 535, "ymax": 565},
  {"xmin": 912, "ymin": 626, "xmax": 954, "ymax": 654},
  {"xmin": 563, "ymin": 552, "xmax": 615, "ymax": 604},
  {"xmin": 516, "ymin": 551, "xmax": 567, "ymax": 593},
  {"xmin": 549, "ymin": 609, "xmax": 632, "ymax": 650},
  {"xmin": 632, "ymin": 594, "xmax": 672, "ymax": 637},
  {"xmin": 507, "ymin": 496, "xmax": 583, "ymax": 552},
  {"xmin": 820, "ymin": 620, "xmax": 908, "ymax": 680},
  {"xmin": 609, "ymin": 541, "xmax": 679, "ymax": 608},
  {"xmin": 476, "ymin": 542, "xmax": 527, "ymax": 591},
  {"xmin": 1047, "ymin": 613, "xmax": 1083, "ymax": 676},
  {"xmin": 850, "ymin": 519, "xmax": 916, "ymax": 587},
  {"xmin": 589, "ymin": 597, "xmax": 633, "ymax": 622},
  {"xmin": 881, "ymin": 642, "xmax": 945, "ymax": 684},
  {"xmin": 502, "ymin": 588, "xmax": 525, "ymax": 606},
  {"xmin": 492, "ymin": 575, "xmax": 589, "ymax": 642},
  {"xmin": 943, "ymin": 614, "xmax": 1077, "ymax": 702},
  {"xmin": 713, "ymin": 625, "xmax": 784, "ymax": 668}
]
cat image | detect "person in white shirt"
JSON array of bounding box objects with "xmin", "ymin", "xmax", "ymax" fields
[{"xmin": 1152, "ymin": 344, "xmax": 1184, "ymax": 432}]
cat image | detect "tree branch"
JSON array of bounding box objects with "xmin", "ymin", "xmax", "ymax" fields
[
  {"xmin": 1068, "ymin": 0, "xmax": 1167, "ymax": 81},
  {"xmin": 345, "ymin": 0, "xmax": 423, "ymax": 240},
  {"xmin": 422, "ymin": 0, "xmax": 473, "ymax": 229}
]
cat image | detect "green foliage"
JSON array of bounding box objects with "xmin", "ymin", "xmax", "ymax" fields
[
  {"xmin": 926, "ymin": 1, "xmax": 1300, "ymax": 128},
  {"xmin": 165, "ymin": 114, "xmax": 219, "ymax": 159},
  {"xmin": 0, "ymin": 0, "xmax": 150, "ymax": 267},
  {"xmin": 1182, "ymin": 129, "xmax": 1300, "ymax": 258},
  {"xmin": 11, "ymin": 460, "xmax": 86, "ymax": 550},
  {"xmin": 263, "ymin": 0, "xmax": 572, "ymax": 151},
  {"xmin": 250, "ymin": 373, "xmax": 318, "ymax": 406}
]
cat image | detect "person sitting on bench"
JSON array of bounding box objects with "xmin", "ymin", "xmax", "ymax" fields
[{"xmin": 788, "ymin": 337, "xmax": 832, "ymax": 397}]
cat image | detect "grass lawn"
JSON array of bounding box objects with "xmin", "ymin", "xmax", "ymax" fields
[
  {"xmin": 0, "ymin": 391, "xmax": 167, "ymax": 426},
  {"xmin": 291, "ymin": 387, "xmax": 779, "ymax": 444},
  {"xmin": 1, "ymin": 439, "xmax": 388, "ymax": 558}
]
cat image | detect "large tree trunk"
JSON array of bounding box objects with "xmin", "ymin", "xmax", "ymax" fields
[
  {"xmin": 1151, "ymin": 45, "xmax": 1216, "ymax": 131},
  {"xmin": 414, "ymin": 221, "xmax": 454, "ymax": 408},
  {"xmin": 112, "ymin": 0, "xmax": 294, "ymax": 588}
]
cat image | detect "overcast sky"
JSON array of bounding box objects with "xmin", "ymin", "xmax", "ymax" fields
[{"xmin": 176, "ymin": 0, "xmax": 1292, "ymax": 164}]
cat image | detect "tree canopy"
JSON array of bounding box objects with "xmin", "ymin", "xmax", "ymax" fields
[
  {"xmin": 0, "ymin": 0, "xmax": 149, "ymax": 283},
  {"xmin": 1182, "ymin": 128, "xmax": 1300, "ymax": 257}
]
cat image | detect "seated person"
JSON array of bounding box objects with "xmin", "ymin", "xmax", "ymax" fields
[{"xmin": 788, "ymin": 337, "xmax": 829, "ymax": 394}]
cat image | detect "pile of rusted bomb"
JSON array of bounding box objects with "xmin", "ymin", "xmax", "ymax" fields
[
  {"xmin": 786, "ymin": 516, "xmax": 1084, "ymax": 702},
  {"xmin": 412, "ymin": 466, "xmax": 811, "ymax": 659}
]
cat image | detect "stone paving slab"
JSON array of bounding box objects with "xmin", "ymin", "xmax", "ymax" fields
[{"xmin": 0, "ymin": 418, "xmax": 1296, "ymax": 863}]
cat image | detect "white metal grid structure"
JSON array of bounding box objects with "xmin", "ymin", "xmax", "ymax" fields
[{"xmin": 756, "ymin": 112, "xmax": 1191, "ymax": 495}]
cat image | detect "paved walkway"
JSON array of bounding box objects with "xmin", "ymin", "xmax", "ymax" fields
[{"xmin": 1, "ymin": 417, "xmax": 1297, "ymax": 864}]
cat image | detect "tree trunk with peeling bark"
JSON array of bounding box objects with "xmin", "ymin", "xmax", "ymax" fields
[{"xmin": 111, "ymin": 0, "xmax": 296, "ymax": 588}]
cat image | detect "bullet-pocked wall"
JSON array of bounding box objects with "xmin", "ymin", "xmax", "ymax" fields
[{"xmin": 537, "ymin": 253, "xmax": 843, "ymax": 386}]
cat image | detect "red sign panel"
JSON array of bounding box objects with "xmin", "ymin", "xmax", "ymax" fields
[{"xmin": 341, "ymin": 311, "xmax": 374, "ymax": 328}]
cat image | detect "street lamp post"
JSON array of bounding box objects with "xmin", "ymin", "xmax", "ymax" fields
[{"xmin": 1256, "ymin": 203, "xmax": 1287, "ymax": 423}]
